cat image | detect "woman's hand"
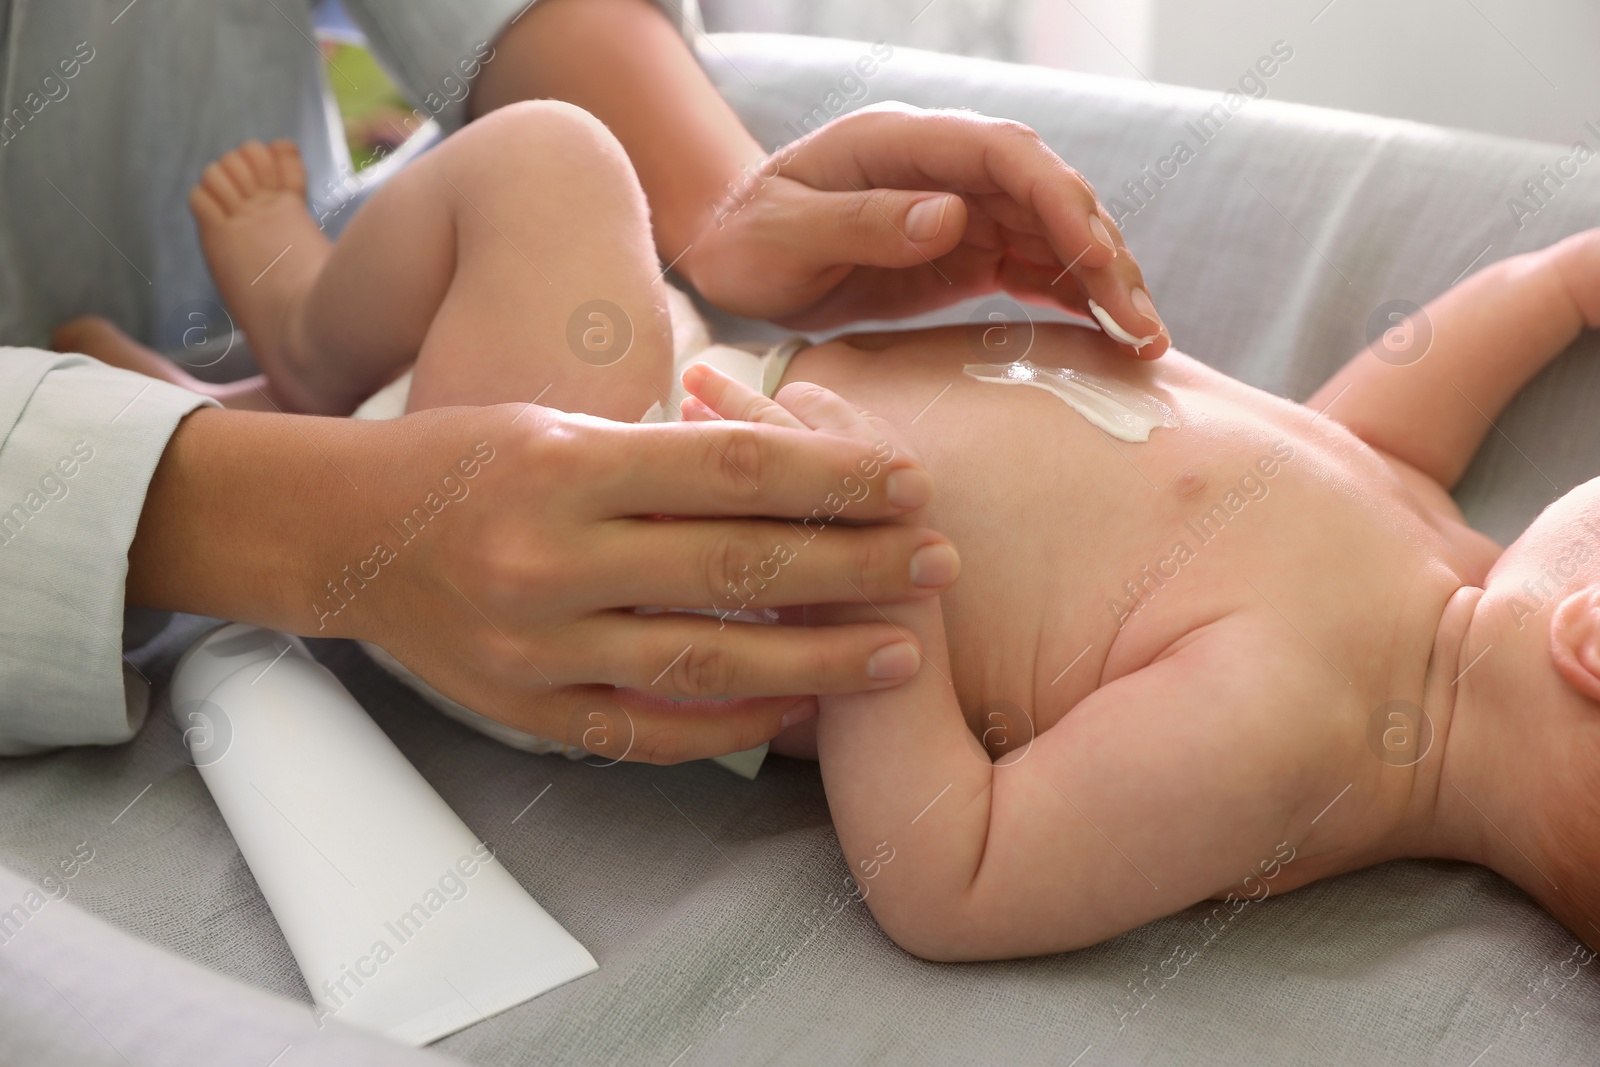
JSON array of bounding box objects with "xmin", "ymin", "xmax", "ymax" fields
[
  {"xmin": 475, "ymin": 6, "xmax": 1165, "ymax": 355},
  {"xmin": 680, "ymin": 104, "xmax": 1169, "ymax": 358},
  {"xmin": 676, "ymin": 359, "xmax": 945, "ymax": 766},
  {"xmin": 129, "ymin": 402, "xmax": 960, "ymax": 764}
]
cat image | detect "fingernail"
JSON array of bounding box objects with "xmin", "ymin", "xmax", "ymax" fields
[
  {"xmin": 886, "ymin": 468, "xmax": 932, "ymax": 509},
  {"xmin": 1131, "ymin": 287, "xmax": 1162, "ymax": 329},
  {"xmin": 867, "ymin": 642, "xmax": 921, "ymax": 681},
  {"xmin": 1089, "ymin": 215, "xmax": 1115, "ymax": 253},
  {"xmin": 910, "ymin": 543, "xmax": 960, "ymax": 588},
  {"xmin": 905, "ymin": 195, "xmax": 949, "ymax": 242},
  {"xmin": 781, "ymin": 698, "xmax": 818, "ymax": 730}
]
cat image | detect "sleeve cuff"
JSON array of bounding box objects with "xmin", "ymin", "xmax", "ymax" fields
[{"xmin": 0, "ymin": 350, "xmax": 217, "ymax": 754}]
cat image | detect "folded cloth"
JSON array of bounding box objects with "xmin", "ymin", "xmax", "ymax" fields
[{"xmin": 351, "ymin": 288, "xmax": 804, "ymax": 777}]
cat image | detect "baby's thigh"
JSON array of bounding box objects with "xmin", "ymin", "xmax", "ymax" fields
[{"xmin": 404, "ymin": 102, "xmax": 675, "ymax": 416}]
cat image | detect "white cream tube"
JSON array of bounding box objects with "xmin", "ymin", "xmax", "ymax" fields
[{"xmin": 171, "ymin": 624, "xmax": 596, "ymax": 1045}]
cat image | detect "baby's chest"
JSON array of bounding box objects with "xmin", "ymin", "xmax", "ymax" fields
[{"xmin": 929, "ymin": 457, "xmax": 1388, "ymax": 746}]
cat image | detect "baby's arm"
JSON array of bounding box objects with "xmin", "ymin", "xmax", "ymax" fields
[
  {"xmin": 1309, "ymin": 230, "xmax": 1600, "ymax": 489},
  {"xmin": 812, "ymin": 598, "xmax": 1318, "ymax": 960}
]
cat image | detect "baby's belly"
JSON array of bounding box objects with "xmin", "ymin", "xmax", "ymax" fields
[{"xmin": 782, "ymin": 321, "xmax": 1459, "ymax": 735}]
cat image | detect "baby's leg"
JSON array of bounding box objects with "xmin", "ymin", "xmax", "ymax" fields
[{"xmin": 193, "ymin": 102, "xmax": 672, "ymax": 418}]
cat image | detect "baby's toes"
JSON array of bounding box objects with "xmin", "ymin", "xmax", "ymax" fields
[
  {"xmin": 197, "ymin": 161, "xmax": 244, "ymax": 213},
  {"xmin": 187, "ymin": 182, "xmax": 226, "ymax": 227},
  {"xmin": 218, "ymin": 149, "xmax": 260, "ymax": 200},
  {"xmin": 237, "ymin": 140, "xmax": 280, "ymax": 191},
  {"xmin": 270, "ymin": 139, "xmax": 309, "ymax": 196}
]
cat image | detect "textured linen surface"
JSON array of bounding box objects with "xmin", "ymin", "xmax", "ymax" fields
[
  {"xmin": 6, "ymin": 32, "xmax": 1600, "ymax": 1067},
  {"xmin": 0, "ymin": 861, "xmax": 455, "ymax": 1066}
]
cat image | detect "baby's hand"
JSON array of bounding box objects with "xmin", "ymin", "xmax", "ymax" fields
[{"xmin": 680, "ymin": 363, "xmax": 924, "ymax": 499}]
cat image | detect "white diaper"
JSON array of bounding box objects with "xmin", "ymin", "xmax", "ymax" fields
[
  {"xmin": 352, "ymin": 287, "xmax": 802, "ymax": 422},
  {"xmin": 352, "ymin": 288, "xmax": 801, "ymax": 778}
]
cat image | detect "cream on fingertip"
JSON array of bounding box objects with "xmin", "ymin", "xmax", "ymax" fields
[{"xmin": 1088, "ymin": 298, "xmax": 1161, "ymax": 352}]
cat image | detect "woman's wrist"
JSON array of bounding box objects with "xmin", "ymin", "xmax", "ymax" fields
[{"xmin": 126, "ymin": 406, "xmax": 412, "ymax": 639}]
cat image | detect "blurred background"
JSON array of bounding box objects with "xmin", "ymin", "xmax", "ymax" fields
[
  {"xmin": 317, "ymin": 0, "xmax": 1596, "ymax": 170},
  {"xmin": 697, "ymin": 0, "xmax": 1595, "ymax": 145}
]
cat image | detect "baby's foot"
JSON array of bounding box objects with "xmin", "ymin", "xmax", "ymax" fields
[
  {"xmin": 52, "ymin": 314, "xmax": 289, "ymax": 410},
  {"xmin": 189, "ymin": 140, "xmax": 331, "ymax": 412},
  {"xmin": 51, "ymin": 315, "xmax": 195, "ymax": 387}
]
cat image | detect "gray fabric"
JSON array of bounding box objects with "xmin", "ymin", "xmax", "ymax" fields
[
  {"xmin": 7, "ymin": 31, "xmax": 1600, "ymax": 1067},
  {"xmin": 0, "ymin": 351, "xmax": 215, "ymax": 754},
  {"xmin": 0, "ymin": 861, "xmax": 458, "ymax": 1065}
]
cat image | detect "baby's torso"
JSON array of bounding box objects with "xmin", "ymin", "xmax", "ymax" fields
[{"xmin": 784, "ymin": 322, "xmax": 1499, "ymax": 746}]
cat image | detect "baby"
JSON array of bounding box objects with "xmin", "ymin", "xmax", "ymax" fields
[{"xmin": 66, "ymin": 101, "xmax": 1600, "ymax": 964}]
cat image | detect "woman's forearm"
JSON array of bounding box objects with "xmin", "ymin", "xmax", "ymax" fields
[
  {"xmin": 471, "ymin": 0, "xmax": 763, "ymax": 263},
  {"xmin": 126, "ymin": 407, "xmax": 394, "ymax": 637}
]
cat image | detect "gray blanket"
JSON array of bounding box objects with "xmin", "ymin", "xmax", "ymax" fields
[{"xmin": 5, "ymin": 32, "xmax": 1600, "ymax": 1067}]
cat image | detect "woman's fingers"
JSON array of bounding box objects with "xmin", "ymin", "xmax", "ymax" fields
[
  {"xmin": 1064, "ymin": 213, "xmax": 1168, "ymax": 357},
  {"xmin": 767, "ymin": 185, "xmax": 969, "ymax": 274},
  {"xmin": 574, "ymin": 611, "xmax": 923, "ymax": 699},
  {"xmin": 589, "ymin": 515, "xmax": 957, "ymax": 609},
  {"xmin": 413, "ymin": 673, "xmax": 803, "ymax": 766},
  {"xmin": 778, "ymin": 103, "xmax": 1168, "ymax": 354},
  {"xmin": 782, "ymin": 104, "xmax": 1115, "ymax": 271},
  {"xmin": 579, "ymin": 408, "xmax": 929, "ymax": 519},
  {"xmin": 552, "ymin": 687, "xmax": 801, "ymax": 766},
  {"xmin": 974, "ymin": 197, "xmax": 1168, "ymax": 356}
]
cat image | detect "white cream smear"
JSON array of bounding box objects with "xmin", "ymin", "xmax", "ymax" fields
[
  {"xmin": 962, "ymin": 359, "xmax": 1179, "ymax": 442},
  {"xmin": 1087, "ymin": 298, "xmax": 1160, "ymax": 352}
]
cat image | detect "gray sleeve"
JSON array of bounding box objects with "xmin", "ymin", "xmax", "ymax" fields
[
  {"xmin": 0, "ymin": 349, "xmax": 216, "ymax": 756},
  {"xmin": 340, "ymin": 0, "xmax": 703, "ymax": 133}
]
